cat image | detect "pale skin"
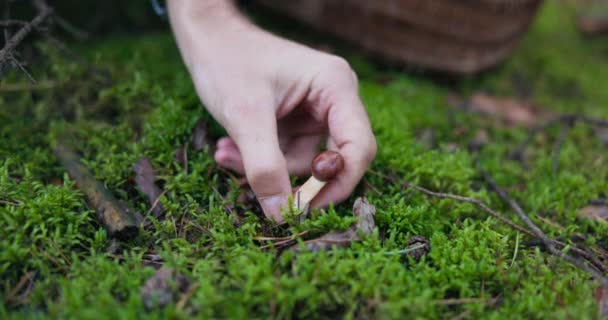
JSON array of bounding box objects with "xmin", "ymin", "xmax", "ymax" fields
[{"xmin": 168, "ymin": 0, "xmax": 376, "ymax": 222}]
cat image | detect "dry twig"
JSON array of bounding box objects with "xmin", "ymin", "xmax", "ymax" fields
[
  {"xmin": 509, "ymin": 114, "xmax": 608, "ymax": 170},
  {"xmin": 134, "ymin": 157, "xmax": 165, "ymax": 219},
  {"xmin": 367, "ymin": 170, "xmax": 608, "ymax": 274},
  {"xmin": 481, "ymin": 171, "xmax": 608, "ymax": 287},
  {"xmin": 0, "ymin": 0, "xmax": 53, "ymax": 71}
]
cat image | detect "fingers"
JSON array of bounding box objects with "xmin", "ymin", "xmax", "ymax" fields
[
  {"xmin": 283, "ymin": 135, "xmax": 322, "ymax": 176},
  {"xmin": 214, "ymin": 135, "xmax": 322, "ymax": 177},
  {"xmin": 309, "ymin": 61, "xmax": 377, "ymax": 209},
  {"xmin": 224, "ymin": 104, "xmax": 292, "ymax": 222},
  {"xmin": 214, "ymin": 137, "xmax": 245, "ymax": 173}
]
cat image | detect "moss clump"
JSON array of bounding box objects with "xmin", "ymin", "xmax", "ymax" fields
[{"xmin": 2, "ymin": 2, "xmax": 608, "ymax": 319}]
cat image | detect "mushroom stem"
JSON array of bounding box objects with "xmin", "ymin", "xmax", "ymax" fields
[
  {"xmin": 294, "ymin": 177, "xmax": 326, "ymax": 212},
  {"xmin": 292, "ymin": 150, "xmax": 344, "ymax": 218}
]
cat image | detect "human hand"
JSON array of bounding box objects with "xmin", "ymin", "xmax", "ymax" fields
[{"xmin": 169, "ymin": 0, "xmax": 376, "ymax": 222}]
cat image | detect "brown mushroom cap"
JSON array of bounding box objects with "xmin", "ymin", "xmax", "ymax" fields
[{"xmin": 311, "ymin": 151, "xmax": 344, "ymax": 181}]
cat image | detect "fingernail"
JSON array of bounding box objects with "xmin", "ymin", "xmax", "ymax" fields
[{"xmin": 259, "ymin": 194, "xmax": 287, "ymax": 223}]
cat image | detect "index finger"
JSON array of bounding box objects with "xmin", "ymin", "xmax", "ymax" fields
[{"xmin": 309, "ymin": 90, "xmax": 376, "ymax": 209}]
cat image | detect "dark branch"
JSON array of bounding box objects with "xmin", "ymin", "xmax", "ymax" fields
[
  {"xmin": 482, "ymin": 171, "xmax": 608, "ymax": 286},
  {"xmin": 0, "ymin": 20, "xmax": 28, "ymax": 27},
  {"xmin": 369, "ymin": 168, "xmax": 608, "ymax": 275},
  {"xmin": 54, "ymin": 143, "xmax": 142, "ymax": 239},
  {"xmin": 0, "ymin": 0, "xmax": 53, "ymax": 69}
]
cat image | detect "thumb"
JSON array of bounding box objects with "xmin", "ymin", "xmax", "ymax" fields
[{"xmin": 227, "ymin": 105, "xmax": 292, "ymax": 222}]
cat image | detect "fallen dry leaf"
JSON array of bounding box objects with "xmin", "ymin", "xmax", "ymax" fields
[
  {"xmin": 596, "ymin": 285, "xmax": 608, "ymax": 318},
  {"xmin": 579, "ymin": 16, "xmax": 608, "ymax": 35},
  {"xmin": 405, "ymin": 236, "xmax": 431, "ymax": 261},
  {"xmin": 450, "ymin": 93, "xmax": 553, "ymax": 128},
  {"xmin": 579, "ymin": 205, "xmax": 608, "ymax": 225},
  {"xmin": 140, "ymin": 268, "xmax": 189, "ymax": 310},
  {"xmin": 578, "ymin": 1, "xmax": 608, "ymax": 36},
  {"xmin": 174, "ymin": 146, "xmax": 187, "ymax": 167},
  {"xmin": 189, "ymin": 119, "xmax": 213, "ymax": 152},
  {"xmin": 134, "ymin": 157, "xmax": 164, "ymax": 219},
  {"xmin": 174, "ymin": 118, "xmax": 215, "ymax": 170},
  {"xmin": 293, "ymin": 197, "xmax": 376, "ymax": 252},
  {"xmin": 353, "ymin": 197, "xmax": 376, "ymax": 236}
]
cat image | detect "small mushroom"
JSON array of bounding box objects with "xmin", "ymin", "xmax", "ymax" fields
[{"xmin": 293, "ymin": 151, "xmax": 344, "ymax": 215}]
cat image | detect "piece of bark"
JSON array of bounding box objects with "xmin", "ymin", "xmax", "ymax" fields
[
  {"xmin": 294, "ymin": 197, "xmax": 376, "ymax": 252},
  {"xmin": 134, "ymin": 157, "xmax": 165, "ymax": 219},
  {"xmin": 140, "ymin": 268, "xmax": 189, "ymax": 310},
  {"xmin": 53, "ymin": 144, "xmax": 141, "ymax": 239}
]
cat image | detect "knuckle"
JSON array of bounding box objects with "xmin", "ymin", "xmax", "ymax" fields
[
  {"xmin": 247, "ymin": 158, "xmax": 285, "ymax": 188},
  {"xmin": 333, "ymin": 182, "xmax": 354, "ymax": 204},
  {"xmin": 324, "ymin": 56, "xmax": 357, "ymax": 86},
  {"xmin": 222, "ymin": 97, "xmax": 274, "ymax": 135}
]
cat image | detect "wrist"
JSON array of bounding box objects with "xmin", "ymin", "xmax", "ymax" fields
[
  {"xmin": 168, "ymin": 0, "xmax": 238, "ymax": 23},
  {"xmin": 168, "ymin": 0, "xmax": 254, "ymax": 67}
]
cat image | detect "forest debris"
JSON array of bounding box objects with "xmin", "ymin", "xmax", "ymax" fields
[
  {"xmin": 383, "ymin": 236, "xmax": 431, "ymax": 260},
  {"xmin": 105, "ymin": 239, "xmax": 121, "ymax": 254},
  {"xmin": 189, "ymin": 119, "xmax": 213, "ymax": 152},
  {"xmin": 4, "ymin": 271, "xmax": 36, "ymax": 306},
  {"xmin": 0, "ymin": 80, "xmax": 58, "ymax": 92},
  {"xmin": 468, "ymin": 129, "xmax": 490, "ymax": 151},
  {"xmin": 578, "ymin": 1, "xmax": 608, "ymax": 36},
  {"xmin": 53, "ymin": 144, "xmax": 141, "ymax": 239},
  {"xmin": 176, "ymin": 283, "xmax": 199, "ymax": 311},
  {"xmin": 416, "ymin": 128, "xmax": 435, "ymax": 148},
  {"xmin": 174, "ymin": 118, "xmax": 215, "ymax": 171},
  {"xmin": 384, "ymin": 170, "xmax": 608, "ymax": 275},
  {"xmin": 451, "ymin": 93, "xmax": 552, "ymax": 128},
  {"xmin": 579, "ymin": 205, "xmax": 608, "ymax": 225},
  {"xmin": 140, "ymin": 268, "xmax": 190, "ymax": 310},
  {"xmin": 404, "ymin": 236, "xmax": 431, "ymax": 261},
  {"xmin": 596, "ymin": 286, "xmax": 608, "ymax": 318},
  {"xmin": 578, "ymin": 16, "xmax": 608, "ymax": 35},
  {"xmin": 174, "ymin": 146, "xmax": 187, "ymax": 167},
  {"xmin": 482, "ymin": 172, "xmax": 608, "ymax": 287},
  {"xmin": 509, "ymin": 114, "xmax": 608, "ymax": 169},
  {"xmin": 234, "ymin": 185, "xmax": 264, "ymax": 218},
  {"xmin": 134, "ymin": 157, "xmax": 165, "ymax": 219},
  {"xmin": 595, "ymin": 128, "xmax": 608, "ymax": 146},
  {"xmin": 0, "ymin": 0, "xmax": 53, "ymax": 70},
  {"xmin": 292, "ymin": 197, "xmax": 375, "ymax": 252}
]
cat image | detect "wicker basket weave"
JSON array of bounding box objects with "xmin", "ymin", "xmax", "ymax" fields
[{"xmin": 256, "ymin": 0, "xmax": 542, "ymax": 74}]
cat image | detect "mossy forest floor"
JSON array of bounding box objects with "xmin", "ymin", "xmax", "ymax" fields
[{"xmin": 2, "ymin": 2, "xmax": 608, "ymax": 319}]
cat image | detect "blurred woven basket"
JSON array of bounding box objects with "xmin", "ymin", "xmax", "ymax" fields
[{"xmin": 256, "ymin": 0, "xmax": 542, "ymax": 75}]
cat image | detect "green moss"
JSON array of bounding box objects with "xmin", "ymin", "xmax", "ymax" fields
[{"xmin": 2, "ymin": 2, "xmax": 608, "ymax": 319}]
